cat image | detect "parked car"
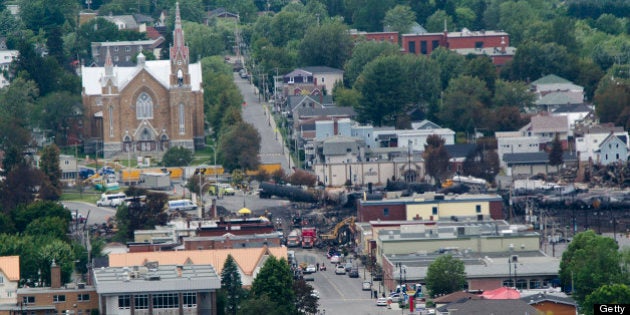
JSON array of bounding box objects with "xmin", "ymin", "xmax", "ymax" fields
[
  {"xmin": 348, "ymin": 268, "xmax": 359, "ymax": 278},
  {"xmin": 376, "ymin": 297, "xmax": 388, "ymax": 306},
  {"xmin": 335, "ymin": 265, "xmax": 346, "ymax": 275},
  {"xmin": 389, "ymin": 293, "xmax": 405, "ymax": 303},
  {"xmin": 311, "ymin": 290, "xmax": 320, "ymax": 299},
  {"xmin": 344, "ymin": 262, "xmax": 353, "ymax": 272},
  {"xmin": 362, "ymin": 280, "xmax": 372, "ymax": 291},
  {"xmin": 330, "ymin": 255, "xmax": 340, "ymax": 264},
  {"xmin": 305, "ymin": 264, "xmax": 317, "ymax": 274}
]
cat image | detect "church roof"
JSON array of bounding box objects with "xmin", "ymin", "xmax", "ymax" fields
[{"xmin": 81, "ymin": 60, "xmax": 203, "ymax": 95}]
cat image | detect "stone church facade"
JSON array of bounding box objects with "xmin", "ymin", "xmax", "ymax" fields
[{"xmin": 81, "ymin": 3, "xmax": 204, "ymax": 158}]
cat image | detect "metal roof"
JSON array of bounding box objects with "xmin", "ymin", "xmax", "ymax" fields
[{"xmin": 93, "ymin": 264, "xmax": 220, "ymax": 295}]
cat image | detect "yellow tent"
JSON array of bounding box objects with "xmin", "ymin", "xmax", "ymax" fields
[{"xmin": 238, "ymin": 208, "xmax": 251, "ymax": 215}]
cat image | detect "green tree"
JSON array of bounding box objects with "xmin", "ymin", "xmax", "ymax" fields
[
  {"xmin": 425, "ymin": 254, "xmax": 466, "ymax": 297},
  {"xmin": 463, "ymin": 55, "xmax": 497, "ymax": 93},
  {"xmin": 333, "ymin": 86, "xmax": 361, "ymax": 108},
  {"xmin": 0, "ymin": 163, "xmax": 43, "ymax": 211},
  {"xmin": 25, "ymin": 217, "xmax": 68, "ymax": 240},
  {"xmin": 462, "ymin": 143, "xmax": 500, "ymax": 183},
  {"xmin": 502, "ymin": 41, "xmax": 577, "ymax": 83},
  {"xmin": 161, "ymin": 146, "xmax": 194, "ymax": 167},
  {"xmin": 39, "ymin": 144, "xmax": 62, "ymax": 200},
  {"xmin": 594, "ymin": 74, "xmax": 630, "ymax": 129},
  {"xmin": 293, "ymin": 279, "xmax": 319, "ymax": 315},
  {"xmin": 221, "ymin": 254, "xmax": 243, "ymax": 315},
  {"xmin": 490, "ymin": 106, "xmax": 528, "ymax": 132},
  {"xmin": 298, "ymin": 20, "xmax": 353, "ymax": 69},
  {"xmin": 250, "ymin": 256, "xmax": 295, "ymax": 314},
  {"xmin": 0, "ymin": 78, "xmax": 38, "ymax": 172},
  {"xmin": 383, "ymin": 5, "xmax": 416, "ymax": 34},
  {"xmin": 12, "ymin": 200, "xmax": 71, "ymax": 233},
  {"xmin": 593, "ymin": 14, "xmax": 625, "ymax": 35},
  {"xmin": 345, "ymin": 0, "xmax": 394, "ymax": 32},
  {"xmin": 32, "ymin": 91, "xmax": 82, "ymax": 147},
  {"xmin": 548, "ymin": 134, "xmax": 564, "ymax": 172},
  {"xmin": 559, "ymin": 230, "xmax": 621, "ymax": 304},
  {"xmin": 183, "ymin": 21, "xmax": 226, "ymax": 63},
  {"xmin": 239, "ymin": 294, "xmax": 283, "ymax": 315},
  {"xmin": 583, "ymin": 284, "xmax": 630, "ymax": 315},
  {"xmin": 425, "ymin": 10, "xmax": 455, "ymax": 33},
  {"xmin": 219, "ymin": 122, "xmax": 261, "ymax": 172},
  {"xmin": 422, "ymin": 135, "xmax": 450, "ymax": 187},
  {"xmin": 492, "ymin": 79, "xmax": 535, "ymax": 109},
  {"xmin": 115, "ymin": 187, "xmax": 168, "ymax": 242},
  {"xmin": 430, "ymin": 47, "xmax": 466, "ymax": 90},
  {"xmin": 343, "ymin": 40, "xmax": 400, "ymax": 87},
  {"xmin": 438, "ymin": 75, "xmax": 491, "ymax": 132}
]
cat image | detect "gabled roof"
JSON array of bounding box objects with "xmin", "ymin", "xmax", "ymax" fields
[
  {"xmin": 108, "ymin": 247, "xmax": 287, "ymax": 276},
  {"xmin": 411, "ymin": 119, "xmax": 441, "ymax": 130},
  {"xmin": 133, "ymin": 13, "xmax": 154, "ymax": 24},
  {"xmin": 438, "ymin": 299, "xmax": 540, "ymax": 315},
  {"xmin": 296, "ymin": 106, "xmax": 356, "ymax": 118},
  {"xmin": 551, "ymin": 103, "xmax": 591, "ymax": 114},
  {"xmin": 599, "ymin": 132, "xmax": 627, "ymax": 149},
  {"xmin": 0, "ymin": 256, "xmax": 20, "ymax": 281},
  {"xmin": 81, "ymin": 60, "xmax": 203, "ymax": 94},
  {"xmin": 101, "ymin": 15, "xmax": 139, "ymax": 29},
  {"xmin": 299, "ymin": 66, "xmax": 344, "ymax": 74},
  {"xmin": 523, "ymin": 115, "xmax": 568, "ymax": 133},
  {"xmin": 433, "ymin": 291, "xmax": 482, "ymax": 303},
  {"xmin": 521, "ymin": 293, "xmax": 577, "ymax": 306},
  {"xmin": 536, "ymin": 92, "xmax": 583, "ymax": 106},
  {"xmin": 322, "ymin": 136, "xmax": 363, "ymax": 155},
  {"xmin": 445, "ymin": 144, "xmax": 476, "ymax": 159},
  {"xmin": 504, "ymin": 152, "xmax": 578, "ymax": 165},
  {"xmin": 208, "ymin": 8, "xmax": 239, "ymax": 18},
  {"xmin": 532, "ymin": 74, "xmax": 572, "ymax": 85},
  {"xmin": 288, "ymin": 95, "xmax": 334, "ymax": 111},
  {"xmin": 481, "ymin": 286, "xmax": 520, "ymax": 299}
]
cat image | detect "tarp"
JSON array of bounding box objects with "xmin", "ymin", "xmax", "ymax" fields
[{"xmin": 481, "ymin": 287, "xmax": 520, "ymax": 299}]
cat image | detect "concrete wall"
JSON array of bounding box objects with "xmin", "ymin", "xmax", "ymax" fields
[{"xmin": 406, "ymin": 200, "xmax": 490, "ymax": 221}]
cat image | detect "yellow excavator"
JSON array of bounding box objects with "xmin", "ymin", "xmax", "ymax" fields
[{"xmin": 320, "ymin": 216, "xmax": 356, "ymax": 245}]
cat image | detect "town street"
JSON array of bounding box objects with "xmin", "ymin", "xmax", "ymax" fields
[{"xmin": 233, "ymin": 73, "xmax": 292, "ymax": 174}]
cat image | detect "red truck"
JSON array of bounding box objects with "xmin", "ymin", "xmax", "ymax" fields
[{"xmin": 301, "ymin": 227, "xmax": 316, "ymax": 248}]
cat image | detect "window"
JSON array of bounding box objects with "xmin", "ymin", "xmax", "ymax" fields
[
  {"xmin": 183, "ymin": 292, "xmax": 197, "ymax": 308},
  {"xmin": 179, "ymin": 104, "xmax": 185, "ymax": 134},
  {"xmin": 475, "ymin": 41, "xmax": 483, "ymax": 49},
  {"xmin": 77, "ymin": 294, "xmax": 90, "ymax": 302},
  {"xmin": 153, "ymin": 293, "xmax": 179, "ymax": 309},
  {"xmin": 476, "ymin": 205, "xmax": 481, "ymax": 213},
  {"xmin": 108, "ymin": 106, "xmax": 114, "ymax": 137},
  {"xmin": 432, "ymin": 40, "xmax": 439, "ymax": 50},
  {"xmin": 134, "ymin": 294, "xmax": 149, "ymax": 310},
  {"xmin": 383, "ymin": 208, "xmax": 389, "ymax": 216},
  {"xmin": 118, "ymin": 295, "xmax": 131, "ymax": 309},
  {"xmin": 420, "ymin": 41, "xmax": 427, "ymax": 54},
  {"xmin": 125, "ymin": 47, "xmax": 131, "ymax": 52},
  {"xmin": 53, "ymin": 295, "xmax": 66, "ymax": 303},
  {"xmin": 125, "ymin": 56, "xmax": 131, "ymax": 62},
  {"xmin": 136, "ymin": 92, "xmax": 153, "ymax": 119},
  {"xmin": 114, "ymin": 56, "xmax": 119, "ymax": 62},
  {"xmin": 432, "ymin": 207, "xmax": 438, "ymax": 215},
  {"xmin": 408, "ymin": 41, "xmax": 416, "ymax": 53},
  {"xmin": 0, "ymin": 276, "xmax": 3, "ymax": 283},
  {"xmin": 321, "ymin": 77, "xmax": 325, "ymax": 83},
  {"xmin": 114, "ymin": 47, "xmax": 119, "ymax": 52},
  {"xmin": 23, "ymin": 296, "xmax": 35, "ymax": 304}
]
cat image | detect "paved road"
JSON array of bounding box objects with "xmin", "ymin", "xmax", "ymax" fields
[
  {"xmin": 62, "ymin": 201, "xmax": 116, "ymax": 225},
  {"xmin": 295, "ymin": 249, "xmax": 403, "ymax": 315},
  {"xmin": 234, "ymin": 73, "xmax": 292, "ymax": 174}
]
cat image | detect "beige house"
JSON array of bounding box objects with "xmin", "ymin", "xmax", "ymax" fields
[
  {"xmin": 0, "ymin": 256, "xmax": 19, "ymax": 305},
  {"xmin": 312, "ymin": 159, "xmax": 423, "ymax": 187},
  {"xmin": 405, "ymin": 192, "xmax": 502, "ymax": 221}
]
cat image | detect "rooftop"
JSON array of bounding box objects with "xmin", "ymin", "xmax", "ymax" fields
[
  {"xmin": 93, "ymin": 263, "xmax": 220, "ymax": 294},
  {"xmin": 0, "ymin": 255, "xmax": 20, "ymax": 281}
]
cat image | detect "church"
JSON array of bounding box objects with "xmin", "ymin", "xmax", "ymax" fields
[{"xmin": 81, "ymin": 3, "xmax": 204, "ymax": 158}]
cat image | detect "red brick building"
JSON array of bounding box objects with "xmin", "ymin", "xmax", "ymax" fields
[
  {"xmin": 401, "ymin": 28, "xmax": 514, "ymax": 66},
  {"xmin": 349, "ymin": 30, "xmax": 399, "ymax": 45}
]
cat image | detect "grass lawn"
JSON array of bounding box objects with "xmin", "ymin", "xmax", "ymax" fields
[{"xmin": 60, "ymin": 191, "xmax": 101, "ymax": 203}]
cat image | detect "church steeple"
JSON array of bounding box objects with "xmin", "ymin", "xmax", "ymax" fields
[
  {"xmin": 104, "ymin": 46, "xmax": 113, "ymax": 76},
  {"xmin": 170, "ymin": 2, "xmax": 190, "ymax": 87},
  {"xmin": 101, "ymin": 46, "xmax": 118, "ymax": 93}
]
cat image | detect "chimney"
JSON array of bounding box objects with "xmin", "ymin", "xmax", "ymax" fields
[{"xmin": 51, "ymin": 260, "xmax": 61, "ymax": 289}]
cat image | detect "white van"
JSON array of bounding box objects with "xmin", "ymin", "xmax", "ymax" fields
[
  {"xmin": 168, "ymin": 199, "xmax": 197, "ymax": 211},
  {"xmin": 96, "ymin": 193, "xmax": 127, "ymax": 207}
]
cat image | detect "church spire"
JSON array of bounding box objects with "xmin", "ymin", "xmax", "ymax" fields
[
  {"xmin": 173, "ymin": 2, "xmax": 184, "ymax": 50},
  {"xmin": 104, "ymin": 46, "xmax": 113, "ymax": 76},
  {"xmin": 170, "ymin": 1, "xmax": 190, "ymax": 86}
]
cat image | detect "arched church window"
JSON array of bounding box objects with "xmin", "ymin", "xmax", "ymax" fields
[
  {"xmin": 177, "ymin": 69, "xmax": 184, "ymax": 86},
  {"xmin": 136, "ymin": 92, "xmax": 153, "ymax": 119},
  {"xmin": 178, "ymin": 104, "xmax": 185, "ymax": 134}
]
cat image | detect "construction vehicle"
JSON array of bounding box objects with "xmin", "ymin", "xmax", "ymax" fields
[
  {"xmin": 320, "ymin": 216, "xmax": 356, "ymax": 245},
  {"xmin": 287, "ymin": 229, "xmax": 301, "ymax": 247},
  {"xmin": 301, "ymin": 227, "xmax": 316, "ymax": 249}
]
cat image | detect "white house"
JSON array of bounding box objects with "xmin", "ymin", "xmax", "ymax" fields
[
  {"xmin": 496, "ymin": 131, "xmax": 541, "ymax": 168},
  {"xmin": 519, "ymin": 114, "xmax": 569, "ymax": 148},
  {"xmin": 0, "ymin": 48, "xmax": 18, "ymax": 88},
  {"xmin": 575, "ymin": 124, "xmax": 629, "ymax": 162},
  {"xmin": 597, "ymin": 133, "xmax": 629, "ymax": 165}
]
